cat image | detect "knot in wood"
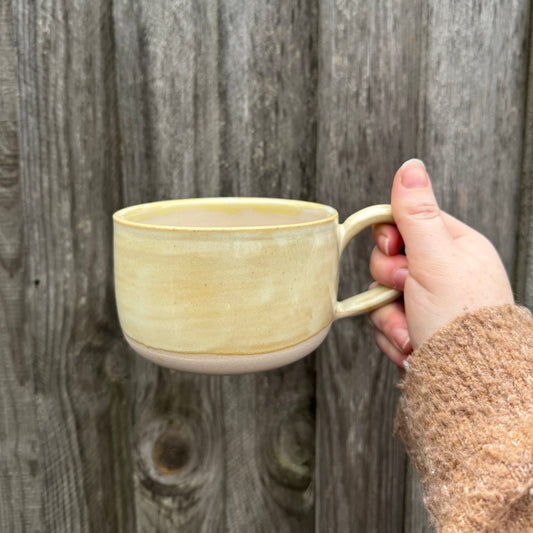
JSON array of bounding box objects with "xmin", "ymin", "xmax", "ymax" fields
[
  {"xmin": 134, "ymin": 412, "xmax": 216, "ymax": 499},
  {"xmin": 153, "ymin": 424, "xmax": 190, "ymax": 474},
  {"xmin": 266, "ymin": 407, "xmax": 314, "ymax": 491},
  {"xmin": 104, "ymin": 347, "xmax": 130, "ymax": 381}
]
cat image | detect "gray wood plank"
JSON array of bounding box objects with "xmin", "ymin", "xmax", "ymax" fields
[
  {"xmin": 406, "ymin": 1, "xmax": 530, "ymax": 531},
  {"xmin": 112, "ymin": 2, "xmax": 226, "ymax": 530},
  {"xmin": 113, "ymin": 0, "xmax": 221, "ymax": 203},
  {"xmin": 516, "ymin": 4, "xmax": 533, "ymax": 307},
  {"xmin": 404, "ymin": 463, "xmax": 433, "ymax": 533},
  {"xmin": 218, "ymin": 0, "xmax": 317, "ymax": 200},
  {"xmin": 4, "ymin": 0, "xmax": 531, "ymax": 531},
  {"xmin": 315, "ymin": 1, "xmax": 423, "ymax": 531},
  {"xmin": 130, "ymin": 370, "xmax": 225, "ymax": 533},
  {"xmin": 218, "ymin": 2, "xmax": 317, "ymax": 532},
  {"xmin": 0, "ymin": 2, "xmax": 37, "ymax": 532},
  {"xmin": 10, "ymin": 0, "xmax": 132, "ymax": 531},
  {"xmin": 221, "ymin": 365, "xmax": 315, "ymax": 533},
  {"xmin": 419, "ymin": 1, "xmax": 530, "ymax": 268},
  {"xmin": 113, "ymin": 1, "xmax": 318, "ymax": 531}
]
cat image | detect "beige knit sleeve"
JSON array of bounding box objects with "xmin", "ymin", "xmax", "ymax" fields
[{"xmin": 395, "ymin": 305, "xmax": 533, "ymax": 533}]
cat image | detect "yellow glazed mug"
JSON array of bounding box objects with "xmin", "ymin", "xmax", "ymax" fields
[{"xmin": 113, "ymin": 198, "xmax": 400, "ymax": 374}]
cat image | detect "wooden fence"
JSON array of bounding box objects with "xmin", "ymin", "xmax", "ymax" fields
[{"xmin": 2, "ymin": 0, "xmax": 532, "ymax": 531}]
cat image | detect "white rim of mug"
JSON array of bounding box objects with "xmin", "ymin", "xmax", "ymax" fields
[{"xmin": 113, "ymin": 197, "xmax": 339, "ymax": 232}]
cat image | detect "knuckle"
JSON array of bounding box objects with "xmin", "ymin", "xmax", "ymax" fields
[
  {"xmin": 369, "ymin": 301, "xmax": 403, "ymax": 331},
  {"xmin": 405, "ymin": 202, "xmax": 441, "ymax": 221}
]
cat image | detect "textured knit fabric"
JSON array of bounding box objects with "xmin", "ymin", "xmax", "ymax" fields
[{"xmin": 395, "ymin": 305, "xmax": 533, "ymax": 532}]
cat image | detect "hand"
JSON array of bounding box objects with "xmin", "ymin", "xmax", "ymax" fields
[{"xmin": 369, "ymin": 159, "xmax": 514, "ymax": 367}]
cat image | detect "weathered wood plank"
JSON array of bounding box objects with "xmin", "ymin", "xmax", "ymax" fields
[
  {"xmin": 113, "ymin": 2, "xmax": 226, "ymax": 531},
  {"xmin": 516, "ymin": 4, "xmax": 533, "ymax": 307},
  {"xmin": 0, "ymin": 2, "xmax": 37, "ymax": 531},
  {"xmin": 113, "ymin": 0, "xmax": 221, "ymax": 203},
  {"xmin": 221, "ymin": 364, "xmax": 315, "ymax": 533},
  {"xmin": 419, "ymin": 1, "xmax": 530, "ymax": 268},
  {"xmin": 10, "ymin": 0, "xmax": 131, "ymax": 531},
  {"xmin": 4, "ymin": 0, "xmax": 531, "ymax": 531},
  {"xmin": 114, "ymin": 0, "xmax": 318, "ymax": 531},
  {"xmin": 218, "ymin": 2, "xmax": 317, "ymax": 532},
  {"xmin": 315, "ymin": 1, "xmax": 423, "ymax": 531},
  {"xmin": 129, "ymin": 371, "xmax": 224, "ymax": 533},
  {"xmin": 218, "ymin": 0, "xmax": 317, "ymax": 200},
  {"xmin": 405, "ymin": 1, "xmax": 530, "ymax": 531},
  {"xmin": 404, "ymin": 463, "xmax": 433, "ymax": 533},
  {"xmin": 403, "ymin": 5, "xmax": 435, "ymax": 531}
]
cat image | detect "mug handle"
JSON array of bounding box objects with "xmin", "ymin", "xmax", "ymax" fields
[{"xmin": 334, "ymin": 204, "xmax": 401, "ymax": 320}]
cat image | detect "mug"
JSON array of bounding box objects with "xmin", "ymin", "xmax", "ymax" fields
[{"xmin": 113, "ymin": 198, "xmax": 400, "ymax": 374}]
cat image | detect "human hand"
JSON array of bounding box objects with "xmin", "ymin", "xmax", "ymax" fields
[{"xmin": 369, "ymin": 159, "xmax": 514, "ymax": 367}]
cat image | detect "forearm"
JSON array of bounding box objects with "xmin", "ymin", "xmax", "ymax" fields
[{"xmin": 395, "ymin": 305, "xmax": 533, "ymax": 532}]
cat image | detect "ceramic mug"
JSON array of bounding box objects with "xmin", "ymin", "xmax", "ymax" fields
[{"xmin": 113, "ymin": 198, "xmax": 400, "ymax": 374}]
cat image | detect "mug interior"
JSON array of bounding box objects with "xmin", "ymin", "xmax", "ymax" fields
[{"xmin": 114, "ymin": 198, "xmax": 336, "ymax": 229}]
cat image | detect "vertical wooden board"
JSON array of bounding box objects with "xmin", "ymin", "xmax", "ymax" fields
[
  {"xmin": 114, "ymin": 0, "xmax": 319, "ymax": 531},
  {"xmin": 221, "ymin": 364, "xmax": 315, "ymax": 533},
  {"xmin": 113, "ymin": 2, "xmax": 225, "ymax": 531},
  {"xmin": 129, "ymin": 370, "xmax": 225, "ymax": 533},
  {"xmin": 516, "ymin": 3, "xmax": 533, "ymax": 307},
  {"xmin": 315, "ymin": 1, "xmax": 423, "ymax": 531},
  {"xmin": 402, "ymin": 1, "xmax": 530, "ymax": 531},
  {"xmin": 0, "ymin": 2, "xmax": 37, "ymax": 532},
  {"xmin": 218, "ymin": 2, "xmax": 318, "ymax": 532},
  {"xmin": 419, "ymin": 0, "xmax": 530, "ymax": 268},
  {"xmin": 218, "ymin": 0, "xmax": 317, "ymax": 200},
  {"xmin": 403, "ymin": 463, "xmax": 433, "ymax": 533},
  {"xmin": 113, "ymin": 0, "xmax": 221, "ymax": 203},
  {"xmin": 11, "ymin": 0, "xmax": 132, "ymax": 531}
]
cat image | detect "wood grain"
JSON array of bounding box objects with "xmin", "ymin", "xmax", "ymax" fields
[
  {"xmin": 419, "ymin": 1, "xmax": 530, "ymax": 265},
  {"xmin": 0, "ymin": 1, "xmax": 36, "ymax": 531},
  {"xmin": 218, "ymin": 3, "xmax": 317, "ymax": 530},
  {"xmin": 113, "ymin": 0, "xmax": 318, "ymax": 530},
  {"xmin": 113, "ymin": 0, "xmax": 221, "ymax": 203},
  {"xmin": 315, "ymin": 1, "xmax": 423, "ymax": 531},
  {"xmin": 516, "ymin": 3, "xmax": 533, "ymax": 307},
  {"xmin": 405, "ymin": 1, "xmax": 530, "ymax": 530},
  {"xmin": 2, "ymin": 0, "xmax": 532, "ymax": 531},
  {"xmin": 217, "ymin": 0, "xmax": 317, "ymax": 200},
  {"xmin": 404, "ymin": 463, "xmax": 433, "ymax": 533},
  {"xmin": 9, "ymin": 0, "xmax": 131, "ymax": 531},
  {"xmin": 113, "ymin": 2, "xmax": 226, "ymax": 530}
]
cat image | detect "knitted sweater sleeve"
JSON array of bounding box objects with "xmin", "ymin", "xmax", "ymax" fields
[{"xmin": 395, "ymin": 305, "xmax": 533, "ymax": 533}]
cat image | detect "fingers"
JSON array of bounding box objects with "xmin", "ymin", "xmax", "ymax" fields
[
  {"xmin": 372, "ymin": 223, "xmax": 404, "ymax": 256},
  {"xmin": 391, "ymin": 159, "xmax": 453, "ymax": 262},
  {"xmin": 369, "ymin": 300, "xmax": 412, "ymax": 366},
  {"xmin": 373, "ymin": 210, "xmax": 469, "ymax": 251},
  {"xmin": 373, "ymin": 329, "xmax": 407, "ymax": 368},
  {"xmin": 370, "ymin": 245, "xmax": 408, "ymax": 290}
]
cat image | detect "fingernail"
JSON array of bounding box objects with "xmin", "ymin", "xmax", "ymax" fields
[
  {"xmin": 393, "ymin": 267, "xmax": 408, "ymax": 288},
  {"xmin": 392, "ymin": 328, "xmax": 410, "ymax": 353},
  {"xmin": 378, "ymin": 235, "xmax": 390, "ymax": 256},
  {"xmin": 400, "ymin": 160, "xmax": 428, "ymax": 189},
  {"xmin": 401, "ymin": 158, "xmax": 426, "ymax": 169}
]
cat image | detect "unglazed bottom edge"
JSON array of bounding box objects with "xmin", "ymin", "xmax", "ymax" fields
[{"xmin": 124, "ymin": 325, "xmax": 332, "ymax": 375}]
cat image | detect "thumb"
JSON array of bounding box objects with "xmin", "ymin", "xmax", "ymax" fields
[{"xmin": 391, "ymin": 159, "xmax": 452, "ymax": 262}]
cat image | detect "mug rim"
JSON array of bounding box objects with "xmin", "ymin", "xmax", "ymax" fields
[{"xmin": 113, "ymin": 197, "xmax": 338, "ymax": 232}]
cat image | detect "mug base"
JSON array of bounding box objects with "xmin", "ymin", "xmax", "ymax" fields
[{"xmin": 124, "ymin": 325, "xmax": 331, "ymax": 374}]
